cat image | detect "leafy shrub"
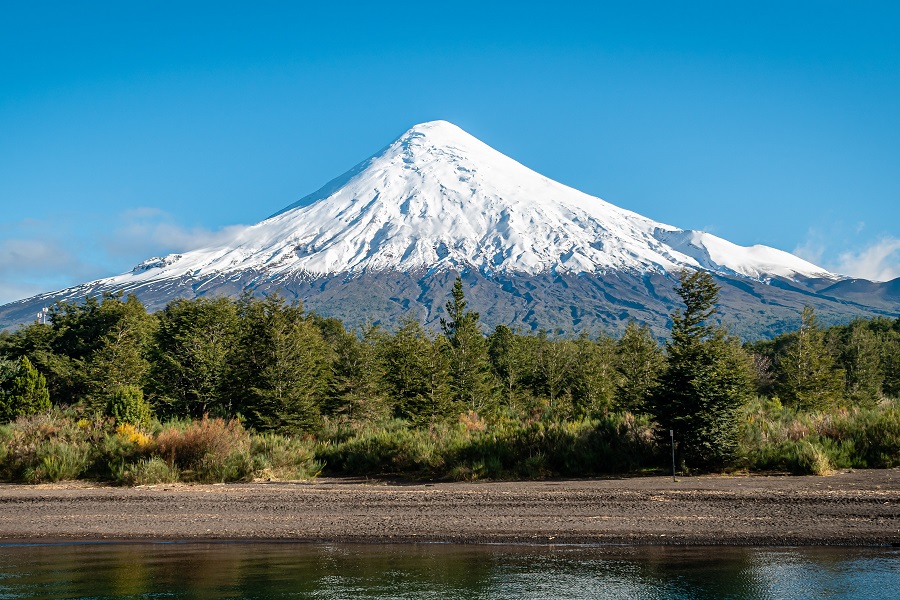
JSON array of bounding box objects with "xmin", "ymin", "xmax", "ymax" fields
[
  {"xmin": 126, "ymin": 457, "xmax": 180, "ymax": 485},
  {"xmin": 0, "ymin": 413, "xmax": 91, "ymax": 482},
  {"xmin": 317, "ymin": 412, "xmax": 658, "ymax": 480},
  {"xmin": 250, "ymin": 433, "xmax": 322, "ymax": 480},
  {"xmin": 105, "ymin": 385, "xmax": 152, "ymax": 427},
  {"xmin": 154, "ymin": 416, "xmax": 251, "ymax": 482},
  {"xmin": 24, "ymin": 441, "xmax": 91, "ymax": 483},
  {"xmin": 738, "ymin": 397, "xmax": 900, "ymax": 473}
]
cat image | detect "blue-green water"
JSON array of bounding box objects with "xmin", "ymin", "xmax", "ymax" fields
[{"xmin": 0, "ymin": 543, "xmax": 896, "ymax": 599}]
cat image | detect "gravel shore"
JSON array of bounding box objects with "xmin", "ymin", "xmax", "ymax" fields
[{"xmin": 0, "ymin": 469, "xmax": 897, "ymax": 546}]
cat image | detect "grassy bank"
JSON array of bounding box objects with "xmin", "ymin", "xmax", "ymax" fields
[
  {"xmin": 737, "ymin": 397, "xmax": 900, "ymax": 475},
  {"xmin": 0, "ymin": 411, "xmax": 321, "ymax": 484},
  {"xmin": 1, "ymin": 398, "xmax": 897, "ymax": 484}
]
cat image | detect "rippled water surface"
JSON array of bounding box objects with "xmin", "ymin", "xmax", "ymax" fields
[{"xmin": 0, "ymin": 543, "xmax": 896, "ymax": 599}]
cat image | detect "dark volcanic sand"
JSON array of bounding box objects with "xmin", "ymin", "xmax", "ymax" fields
[{"xmin": 0, "ymin": 470, "xmax": 897, "ymax": 545}]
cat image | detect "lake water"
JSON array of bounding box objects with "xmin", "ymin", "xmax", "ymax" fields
[{"xmin": 0, "ymin": 542, "xmax": 896, "ymax": 599}]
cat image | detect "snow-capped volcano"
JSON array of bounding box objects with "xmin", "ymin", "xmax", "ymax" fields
[
  {"xmin": 6, "ymin": 120, "xmax": 895, "ymax": 339},
  {"xmin": 113, "ymin": 120, "xmax": 832, "ymax": 286}
]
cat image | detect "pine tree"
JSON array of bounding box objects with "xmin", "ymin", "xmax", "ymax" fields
[
  {"xmin": 229, "ymin": 295, "xmax": 331, "ymax": 433},
  {"xmin": 149, "ymin": 297, "xmax": 239, "ymax": 419},
  {"xmin": 881, "ymin": 328, "xmax": 900, "ymax": 399},
  {"xmin": 570, "ymin": 334, "xmax": 617, "ymax": 418},
  {"xmin": 382, "ymin": 316, "xmax": 451, "ymax": 423},
  {"xmin": 325, "ymin": 323, "xmax": 389, "ymax": 422},
  {"xmin": 777, "ymin": 306, "xmax": 844, "ymax": 410},
  {"xmin": 0, "ymin": 356, "xmax": 51, "ymax": 422},
  {"xmin": 487, "ymin": 324, "xmax": 532, "ymax": 411},
  {"xmin": 531, "ymin": 330, "xmax": 577, "ymax": 413},
  {"xmin": 614, "ymin": 321, "xmax": 664, "ymax": 413},
  {"xmin": 440, "ymin": 276, "xmax": 495, "ymax": 414},
  {"xmin": 842, "ymin": 320, "xmax": 883, "ymax": 406},
  {"xmin": 652, "ymin": 269, "xmax": 755, "ymax": 469}
]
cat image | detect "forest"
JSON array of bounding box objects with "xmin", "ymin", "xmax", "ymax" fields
[{"xmin": 0, "ymin": 271, "xmax": 898, "ymax": 484}]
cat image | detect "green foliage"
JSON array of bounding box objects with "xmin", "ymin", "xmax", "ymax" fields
[
  {"xmin": 381, "ymin": 316, "xmax": 452, "ymax": 424},
  {"xmin": 154, "ymin": 416, "xmax": 252, "ymax": 482},
  {"xmin": 614, "ymin": 321, "xmax": 664, "ymax": 413},
  {"xmin": 317, "ymin": 411, "xmax": 658, "ymax": 480},
  {"xmin": 0, "ymin": 409, "xmax": 323, "ymax": 485},
  {"xmin": 440, "ymin": 276, "xmax": 496, "ymax": 413},
  {"xmin": 841, "ymin": 320, "xmax": 884, "ymax": 406},
  {"xmin": 652, "ymin": 270, "xmax": 755, "ymax": 469},
  {"xmin": 569, "ymin": 334, "xmax": 617, "ymax": 417},
  {"xmin": 487, "ymin": 325, "xmax": 532, "ymax": 411},
  {"xmin": 531, "ymin": 330, "xmax": 576, "ymax": 412},
  {"xmin": 250, "ymin": 433, "xmax": 322, "ymax": 480},
  {"xmin": 738, "ymin": 397, "xmax": 900, "ymax": 473},
  {"xmin": 105, "ymin": 385, "xmax": 152, "ymax": 427},
  {"xmin": 0, "ymin": 281, "xmax": 896, "ymax": 482},
  {"xmin": 229, "ymin": 295, "xmax": 331, "ymax": 433},
  {"xmin": 322, "ymin": 323, "xmax": 390, "ymax": 423},
  {"xmin": 149, "ymin": 297, "xmax": 239, "ymax": 419},
  {"xmin": 0, "ymin": 412, "xmax": 91, "ymax": 482},
  {"xmin": 0, "ymin": 356, "xmax": 51, "ymax": 423},
  {"xmin": 125, "ymin": 457, "xmax": 180, "ymax": 485},
  {"xmin": 776, "ymin": 306, "xmax": 845, "ymax": 410}
]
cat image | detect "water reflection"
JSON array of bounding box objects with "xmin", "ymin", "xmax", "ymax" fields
[{"xmin": 0, "ymin": 542, "xmax": 895, "ymax": 599}]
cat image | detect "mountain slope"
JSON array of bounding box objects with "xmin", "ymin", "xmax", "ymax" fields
[{"xmin": 1, "ymin": 120, "xmax": 895, "ymax": 337}]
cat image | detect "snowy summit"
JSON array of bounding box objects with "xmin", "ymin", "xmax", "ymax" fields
[{"xmin": 111, "ymin": 120, "xmax": 834, "ymax": 287}]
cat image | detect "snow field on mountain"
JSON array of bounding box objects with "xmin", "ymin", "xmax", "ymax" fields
[{"xmin": 102, "ymin": 120, "xmax": 835, "ymax": 288}]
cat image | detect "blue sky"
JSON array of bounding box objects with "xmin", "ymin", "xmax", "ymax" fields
[{"xmin": 2, "ymin": 1, "xmax": 899, "ymax": 304}]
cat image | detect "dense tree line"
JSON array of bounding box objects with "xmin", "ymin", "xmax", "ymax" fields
[{"xmin": 1, "ymin": 272, "xmax": 898, "ymax": 472}]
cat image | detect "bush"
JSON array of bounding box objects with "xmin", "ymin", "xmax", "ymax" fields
[
  {"xmin": 126, "ymin": 457, "xmax": 180, "ymax": 485},
  {"xmin": 316, "ymin": 412, "xmax": 659, "ymax": 480},
  {"xmin": 738, "ymin": 397, "xmax": 900, "ymax": 473},
  {"xmin": 105, "ymin": 385, "xmax": 152, "ymax": 427},
  {"xmin": 154, "ymin": 416, "xmax": 251, "ymax": 482},
  {"xmin": 0, "ymin": 413, "xmax": 92, "ymax": 482},
  {"xmin": 250, "ymin": 433, "xmax": 322, "ymax": 480}
]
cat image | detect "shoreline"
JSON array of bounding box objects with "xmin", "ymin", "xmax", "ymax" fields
[{"xmin": 0, "ymin": 469, "xmax": 897, "ymax": 546}]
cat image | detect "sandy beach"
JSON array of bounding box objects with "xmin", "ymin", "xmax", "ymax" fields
[{"xmin": 0, "ymin": 469, "xmax": 897, "ymax": 546}]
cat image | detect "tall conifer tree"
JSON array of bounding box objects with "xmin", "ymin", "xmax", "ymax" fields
[
  {"xmin": 440, "ymin": 276, "xmax": 495, "ymax": 414},
  {"xmin": 652, "ymin": 270, "xmax": 755, "ymax": 469}
]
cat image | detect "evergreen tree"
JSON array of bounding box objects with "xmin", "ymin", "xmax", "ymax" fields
[
  {"xmin": 841, "ymin": 320, "xmax": 883, "ymax": 406},
  {"xmin": 531, "ymin": 330, "xmax": 577, "ymax": 413},
  {"xmin": 325, "ymin": 323, "xmax": 390, "ymax": 422},
  {"xmin": 0, "ymin": 356, "xmax": 51, "ymax": 422},
  {"xmin": 652, "ymin": 269, "xmax": 755, "ymax": 469},
  {"xmin": 570, "ymin": 334, "xmax": 617, "ymax": 417},
  {"xmin": 148, "ymin": 297, "xmax": 239, "ymax": 418},
  {"xmin": 105, "ymin": 385, "xmax": 152, "ymax": 427},
  {"xmin": 229, "ymin": 295, "xmax": 331, "ymax": 433},
  {"xmin": 487, "ymin": 325, "xmax": 532, "ymax": 411},
  {"xmin": 881, "ymin": 328, "xmax": 900, "ymax": 398},
  {"xmin": 776, "ymin": 306, "xmax": 844, "ymax": 410},
  {"xmin": 614, "ymin": 321, "xmax": 664, "ymax": 413},
  {"xmin": 382, "ymin": 316, "xmax": 451, "ymax": 423},
  {"xmin": 440, "ymin": 276, "xmax": 495, "ymax": 414},
  {"xmin": 0, "ymin": 320, "xmax": 68, "ymax": 403}
]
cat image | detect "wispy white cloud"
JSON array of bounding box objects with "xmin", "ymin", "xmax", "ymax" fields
[
  {"xmin": 0, "ymin": 238, "xmax": 77, "ymax": 275},
  {"xmin": 833, "ymin": 237, "xmax": 900, "ymax": 282},
  {"xmin": 103, "ymin": 208, "xmax": 246, "ymax": 259},
  {"xmin": 0, "ymin": 237, "xmax": 96, "ymax": 304},
  {"xmin": 0, "ymin": 209, "xmax": 247, "ymax": 305},
  {"xmin": 792, "ymin": 232, "xmax": 826, "ymax": 267},
  {"xmin": 794, "ymin": 227, "xmax": 900, "ymax": 281}
]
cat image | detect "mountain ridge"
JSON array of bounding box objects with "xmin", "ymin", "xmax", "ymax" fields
[{"xmin": 2, "ymin": 120, "xmax": 896, "ymax": 337}]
